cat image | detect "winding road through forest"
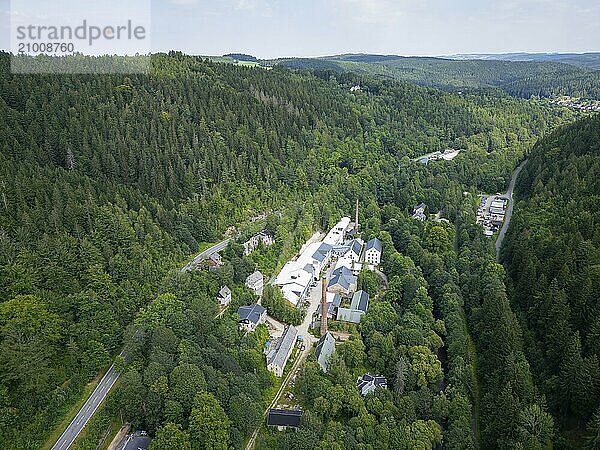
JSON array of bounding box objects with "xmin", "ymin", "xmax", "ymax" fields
[{"xmin": 495, "ymin": 159, "xmax": 528, "ymax": 260}]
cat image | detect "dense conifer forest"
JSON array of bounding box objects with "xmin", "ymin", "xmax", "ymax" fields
[
  {"xmin": 503, "ymin": 114, "xmax": 600, "ymax": 447},
  {"xmin": 0, "ymin": 51, "xmax": 595, "ymax": 449}
]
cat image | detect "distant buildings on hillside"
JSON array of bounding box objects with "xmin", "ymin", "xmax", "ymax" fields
[
  {"xmin": 418, "ymin": 149, "xmax": 461, "ymax": 165},
  {"xmin": 551, "ymin": 96, "xmax": 600, "ymax": 112}
]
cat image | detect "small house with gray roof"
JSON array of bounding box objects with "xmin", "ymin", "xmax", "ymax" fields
[
  {"xmin": 267, "ymin": 409, "xmax": 303, "ymax": 430},
  {"xmin": 266, "ymin": 325, "xmax": 298, "ymax": 377},
  {"xmin": 315, "ymin": 332, "xmax": 336, "ymax": 372},
  {"xmin": 357, "ymin": 373, "xmax": 387, "ymax": 396},
  {"xmin": 217, "ymin": 285, "xmax": 232, "ymax": 306}
]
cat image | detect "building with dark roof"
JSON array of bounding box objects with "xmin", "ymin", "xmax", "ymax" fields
[
  {"xmin": 267, "ymin": 409, "xmax": 303, "ymax": 430},
  {"xmin": 237, "ymin": 304, "xmax": 267, "ymax": 332},
  {"xmin": 327, "ymin": 266, "xmax": 357, "ymax": 295},
  {"xmin": 337, "ymin": 290, "xmax": 369, "ymax": 324},
  {"xmin": 245, "ymin": 271, "xmax": 264, "ymax": 295},
  {"xmin": 350, "ymin": 290, "xmax": 369, "ymax": 312},
  {"xmin": 348, "ymin": 239, "xmax": 364, "ymax": 261},
  {"xmin": 364, "ymin": 238, "xmax": 383, "ymax": 265}
]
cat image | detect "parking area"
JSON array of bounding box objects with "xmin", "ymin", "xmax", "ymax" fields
[
  {"xmin": 116, "ymin": 432, "xmax": 150, "ymax": 450},
  {"xmin": 476, "ymin": 195, "xmax": 508, "ymax": 236}
]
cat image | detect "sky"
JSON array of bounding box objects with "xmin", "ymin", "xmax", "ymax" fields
[{"xmin": 1, "ymin": 0, "xmax": 599, "ymax": 58}]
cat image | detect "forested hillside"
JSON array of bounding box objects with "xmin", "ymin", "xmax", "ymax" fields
[
  {"xmin": 276, "ymin": 55, "xmax": 600, "ymax": 100},
  {"xmin": 503, "ymin": 115, "xmax": 600, "ymax": 447},
  {"xmin": 0, "ymin": 51, "xmax": 576, "ymax": 448}
]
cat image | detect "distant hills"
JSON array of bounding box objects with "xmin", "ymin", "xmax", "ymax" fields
[
  {"xmin": 271, "ymin": 53, "xmax": 600, "ymax": 100},
  {"xmin": 204, "ymin": 51, "xmax": 600, "ymax": 100},
  {"xmin": 444, "ymin": 52, "xmax": 600, "ymax": 70}
]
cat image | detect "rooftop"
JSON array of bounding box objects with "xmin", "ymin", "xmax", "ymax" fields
[
  {"xmin": 366, "ymin": 238, "xmax": 382, "ymax": 253},
  {"xmin": 315, "ymin": 332, "xmax": 336, "ymax": 372},
  {"xmin": 267, "ymin": 325, "xmax": 298, "ymax": 369},
  {"xmin": 267, "ymin": 409, "xmax": 303, "ymax": 428},
  {"xmin": 350, "ymin": 290, "xmax": 369, "ymax": 312},
  {"xmin": 349, "ymin": 239, "xmax": 363, "ymax": 256},
  {"xmin": 323, "ymin": 217, "xmax": 351, "ymax": 246},
  {"xmin": 237, "ymin": 304, "xmax": 266, "ymax": 324},
  {"xmin": 246, "ymin": 271, "xmax": 263, "ymax": 284},
  {"xmin": 218, "ymin": 285, "xmax": 231, "ymax": 298}
]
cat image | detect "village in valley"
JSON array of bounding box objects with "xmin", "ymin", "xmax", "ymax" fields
[
  {"xmin": 192, "ymin": 202, "xmax": 391, "ymax": 434},
  {"xmin": 174, "ymin": 165, "xmax": 509, "ymax": 442},
  {"xmin": 550, "ymin": 95, "xmax": 600, "ymax": 112}
]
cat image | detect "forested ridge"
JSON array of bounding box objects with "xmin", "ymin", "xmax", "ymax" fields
[
  {"xmin": 503, "ymin": 115, "xmax": 600, "ymax": 447},
  {"xmin": 0, "ymin": 50, "xmax": 581, "ymax": 449},
  {"xmin": 277, "ymin": 55, "xmax": 600, "ymax": 100}
]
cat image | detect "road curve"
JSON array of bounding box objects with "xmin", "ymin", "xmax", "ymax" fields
[
  {"xmin": 495, "ymin": 159, "xmax": 527, "ymax": 259},
  {"xmin": 181, "ymin": 239, "xmax": 231, "ymax": 272},
  {"xmin": 51, "ymin": 364, "xmax": 120, "ymax": 450}
]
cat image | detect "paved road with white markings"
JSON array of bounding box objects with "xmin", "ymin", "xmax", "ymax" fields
[{"xmin": 51, "ymin": 363, "xmax": 120, "ymax": 450}]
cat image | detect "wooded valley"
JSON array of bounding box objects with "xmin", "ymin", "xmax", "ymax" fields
[{"xmin": 0, "ymin": 51, "xmax": 597, "ymax": 449}]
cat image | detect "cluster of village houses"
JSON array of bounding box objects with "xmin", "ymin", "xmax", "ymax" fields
[
  {"xmin": 476, "ymin": 195, "xmax": 508, "ymax": 236},
  {"xmin": 273, "ymin": 217, "xmax": 382, "ymax": 320},
  {"xmin": 211, "ymin": 216, "xmax": 390, "ymax": 430},
  {"xmin": 551, "ymin": 97, "xmax": 600, "ymax": 112}
]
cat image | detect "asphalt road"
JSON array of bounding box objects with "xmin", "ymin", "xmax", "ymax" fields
[
  {"xmin": 181, "ymin": 239, "xmax": 231, "ymax": 272},
  {"xmin": 51, "ymin": 240, "xmax": 231, "ymax": 449},
  {"xmin": 495, "ymin": 159, "xmax": 528, "ymax": 259},
  {"xmin": 51, "ymin": 364, "xmax": 121, "ymax": 450},
  {"xmin": 118, "ymin": 434, "xmax": 151, "ymax": 450}
]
